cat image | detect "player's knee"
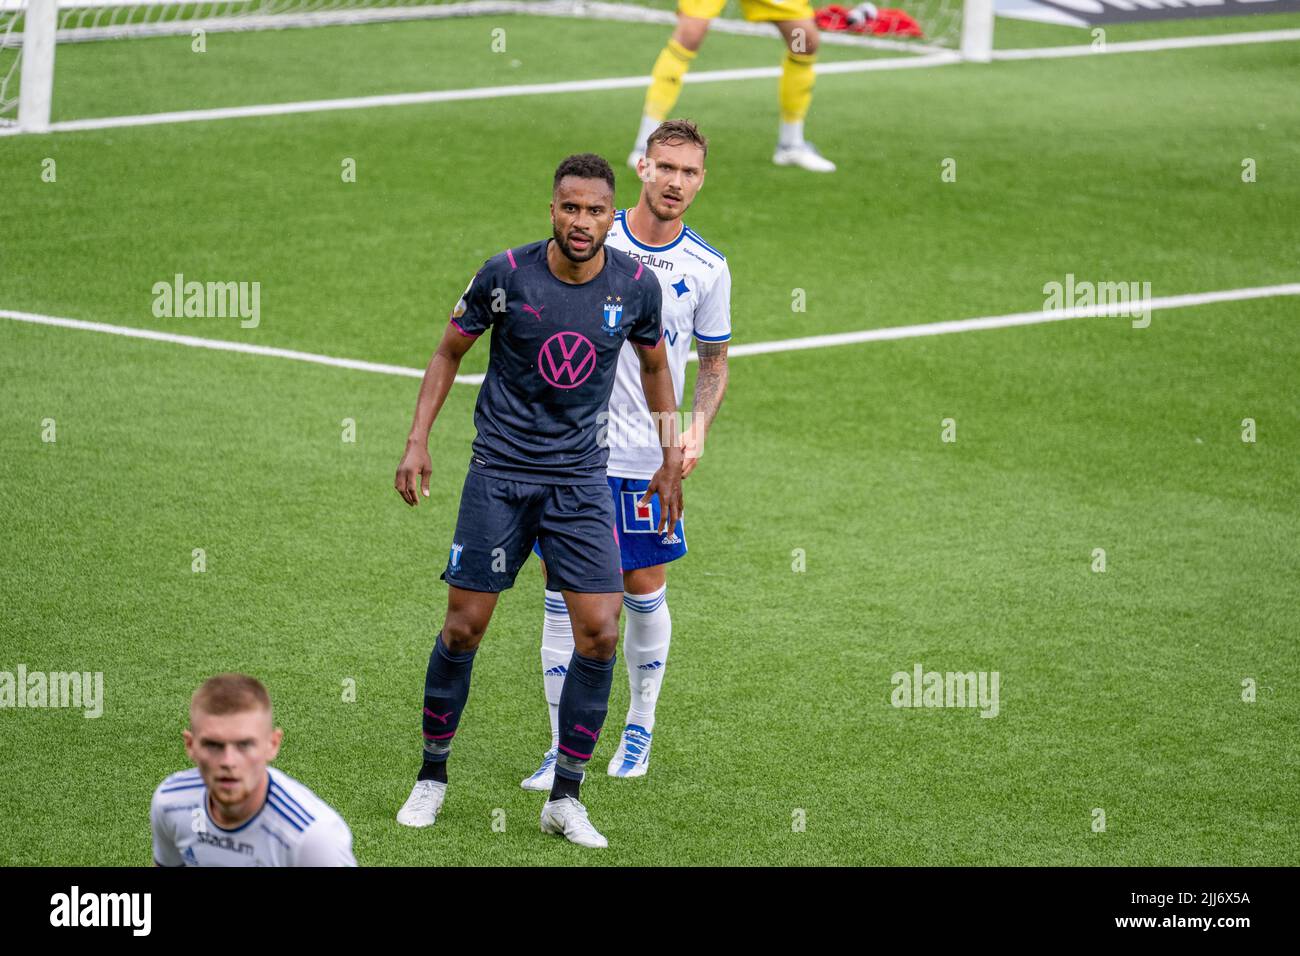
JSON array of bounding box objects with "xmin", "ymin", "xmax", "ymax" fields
[
  {"xmin": 573, "ymin": 622, "xmax": 619, "ymax": 660},
  {"xmin": 588, "ymin": 634, "xmax": 620, "ymax": 661},
  {"xmin": 673, "ymin": 20, "xmax": 708, "ymax": 51},
  {"xmin": 787, "ymin": 22, "xmax": 820, "ymax": 56},
  {"xmin": 624, "ymin": 565, "xmax": 667, "ymax": 595},
  {"xmin": 442, "ymin": 615, "xmax": 487, "ymax": 653}
]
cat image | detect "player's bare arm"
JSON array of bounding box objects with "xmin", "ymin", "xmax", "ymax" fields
[
  {"xmin": 682, "ymin": 339, "xmax": 729, "ymax": 478},
  {"xmin": 395, "ymin": 321, "xmax": 480, "ymax": 506},
  {"xmin": 635, "ymin": 338, "xmax": 684, "ymax": 533}
]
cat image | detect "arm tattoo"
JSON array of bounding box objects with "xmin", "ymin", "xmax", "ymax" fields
[{"xmin": 691, "ymin": 341, "xmax": 730, "ymax": 432}]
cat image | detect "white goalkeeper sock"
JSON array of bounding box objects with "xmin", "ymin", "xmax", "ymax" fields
[
  {"xmin": 634, "ymin": 114, "xmax": 660, "ymax": 156},
  {"xmin": 541, "ymin": 589, "xmax": 574, "ymax": 748},
  {"xmin": 779, "ymin": 119, "xmax": 806, "ymax": 148},
  {"xmin": 622, "ymin": 585, "xmax": 671, "ymax": 732}
]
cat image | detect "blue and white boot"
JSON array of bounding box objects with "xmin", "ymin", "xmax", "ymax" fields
[
  {"xmin": 520, "ymin": 747, "xmax": 557, "ymax": 791},
  {"xmin": 606, "ymin": 724, "xmax": 653, "ymax": 778}
]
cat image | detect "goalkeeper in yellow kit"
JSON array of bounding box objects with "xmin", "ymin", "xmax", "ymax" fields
[{"xmin": 629, "ymin": 0, "xmax": 836, "ymax": 173}]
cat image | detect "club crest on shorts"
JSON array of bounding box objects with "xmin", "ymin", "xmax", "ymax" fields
[
  {"xmin": 449, "ymin": 541, "xmax": 464, "ymax": 569},
  {"xmin": 602, "ymin": 295, "xmax": 624, "ymax": 336},
  {"xmin": 620, "ymin": 490, "xmax": 657, "ymax": 533}
]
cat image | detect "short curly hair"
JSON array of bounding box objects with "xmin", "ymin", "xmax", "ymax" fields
[{"xmin": 553, "ymin": 152, "xmax": 615, "ymax": 195}]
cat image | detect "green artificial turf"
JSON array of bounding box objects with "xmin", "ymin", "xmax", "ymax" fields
[{"xmin": 1, "ymin": 14, "xmax": 1297, "ymax": 865}]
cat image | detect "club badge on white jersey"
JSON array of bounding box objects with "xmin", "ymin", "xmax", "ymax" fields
[
  {"xmin": 602, "ymin": 208, "xmax": 732, "ymax": 479},
  {"xmin": 150, "ymin": 766, "xmax": 358, "ymax": 867}
]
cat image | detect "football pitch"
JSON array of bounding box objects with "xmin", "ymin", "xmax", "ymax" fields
[{"xmin": 2, "ymin": 11, "xmax": 1299, "ymax": 866}]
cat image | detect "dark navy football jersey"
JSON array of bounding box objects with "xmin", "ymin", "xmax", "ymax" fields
[{"xmin": 449, "ymin": 238, "xmax": 664, "ymax": 484}]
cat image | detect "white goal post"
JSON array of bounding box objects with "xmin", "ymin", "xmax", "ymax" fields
[
  {"xmin": 10, "ymin": 0, "xmax": 57, "ymax": 131},
  {"xmin": 1, "ymin": 0, "xmax": 995, "ymax": 133},
  {"xmin": 960, "ymin": 0, "xmax": 993, "ymax": 62}
]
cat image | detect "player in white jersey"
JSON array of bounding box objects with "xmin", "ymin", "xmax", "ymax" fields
[
  {"xmin": 150, "ymin": 673, "xmax": 357, "ymax": 867},
  {"xmin": 523, "ymin": 119, "xmax": 731, "ymax": 788}
]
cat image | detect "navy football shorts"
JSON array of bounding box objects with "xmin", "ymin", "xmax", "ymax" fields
[
  {"xmin": 531, "ymin": 475, "xmax": 687, "ymax": 574},
  {"xmin": 441, "ymin": 467, "xmax": 623, "ymax": 594}
]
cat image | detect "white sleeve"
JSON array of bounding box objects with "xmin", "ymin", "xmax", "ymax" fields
[
  {"xmin": 692, "ymin": 263, "xmax": 731, "ymax": 343},
  {"xmin": 150, "ymin": 789, "xmax": 184, "ymax": 867},
  {"xmin": 294, "ymin": 816, "xmax": 358, "ymax": 867}
]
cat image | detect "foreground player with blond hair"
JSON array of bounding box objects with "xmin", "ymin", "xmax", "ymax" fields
[{"xmin": 150, "ymin": 673, "xmax": 357, "ymax": 867}]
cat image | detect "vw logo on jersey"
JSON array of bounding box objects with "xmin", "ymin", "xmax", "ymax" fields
[
  {"xmin": 601, "ymin": 297, "xmax": 624, "ymax": 336},
  {"xmin": 538, "ymin": 330, "xmax": 596, "ymax": 389}
]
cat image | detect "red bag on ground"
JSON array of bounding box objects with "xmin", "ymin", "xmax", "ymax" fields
[{"xmin": 814, "ymin": 5, "xmax": 925, "ymax": 39}]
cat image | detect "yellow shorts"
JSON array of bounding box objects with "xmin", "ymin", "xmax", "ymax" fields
[{"xmin": 678, "ymin": 0, "xmax": 816, "ymax": 23}]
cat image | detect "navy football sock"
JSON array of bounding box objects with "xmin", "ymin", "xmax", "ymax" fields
[
  {"xmin": 417, "ymin": 632, "xmax": 476, "ymax": 781},
  {"xmin": 418, "ymin": 760, "xmax": 448, "ymax": 784},
  {"xmin": 551, "ymin": 649, "xmax": 616, "ymax": 796},
  {"xmin": 549, "ymin": 774, "xmax": 580, "ymax": 802}
]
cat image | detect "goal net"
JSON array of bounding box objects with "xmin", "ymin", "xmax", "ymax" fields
[{"xmin": 1, "ymin": 0, "xmax": 974, "ymax": 131}]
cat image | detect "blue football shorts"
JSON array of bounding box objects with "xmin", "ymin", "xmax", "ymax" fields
[
  {"xmin": 530, "ymin": 475, "xmax": 687, "ymax": 575},
  {"xmin": 441, "ymin": 467, "xmax": 623, "ymax": 594}
]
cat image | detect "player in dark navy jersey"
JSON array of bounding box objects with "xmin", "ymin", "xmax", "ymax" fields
[{"xmin": 393, "ymin": 153, "xmax": 683, "ymax": 848}]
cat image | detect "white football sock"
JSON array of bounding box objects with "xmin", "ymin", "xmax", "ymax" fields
[
  {"xmin": 634, "ymin": 114, "xmax": 660, "ymax": 156},
  {"xmin": 779, "ymin": 120, "xmax": 805, "ymax": 149},
  {"xmin": 622, "ymin": 585, "xmax": 671, "ymax": 732},
  {"xmin": 541, "ymin": 589, "xmax": 574, "ymax": 748}
]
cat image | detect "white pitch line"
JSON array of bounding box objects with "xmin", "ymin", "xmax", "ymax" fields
[
  {"xmin": 3, "ymin": 25, "xmax": 1297, "ymax": 137},
  {"xmin": 4, "ymin": 283, "xmax": 1299, "ymax": 382},
  {"xmin": 1, "ymin": 54, "xmax": 960, "ymax": 136},
  {"xmin": 718, "ymin": 284, "xmax": 1300, "ymax": 359},
  {"xmin": 992, "ymin": 28, "xmax": 1300, "ymax": 61},
  {"xmin": 0, "ymin": 308, "xmax": 469, "ymax": 382}
]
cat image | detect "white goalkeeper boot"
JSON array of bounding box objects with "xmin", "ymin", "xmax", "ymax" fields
[{"xmin": 773, "ymin": 140, "xmax": 837, "ymax": 173}]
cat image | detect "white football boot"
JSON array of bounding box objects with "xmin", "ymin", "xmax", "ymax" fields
[
  {"xmin": 396, "ymin": 779, "xmax": 447, "ymax": 828},
  {"xmin": 773, "ymin": 140, "xmax": 837, "ymax": 173},
  {"xmin": 540, "ymin": 797, "xmax": 609, "ymax": 849},
  {"xmin": 607, "ymin": 724, "xmax": 653, "ymax": 778},
  {"xmin": 520, "ymin": 747, "xmax": 558, "ymax": 791}
]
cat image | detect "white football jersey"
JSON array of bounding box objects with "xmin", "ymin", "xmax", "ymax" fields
[
  {"xmin": 150, "ymin": 766, "xmax": 357, "ymax": 867},
  {"xmin": 604, "ymin": 208, "xmax": 732, "ymax": 480}
]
